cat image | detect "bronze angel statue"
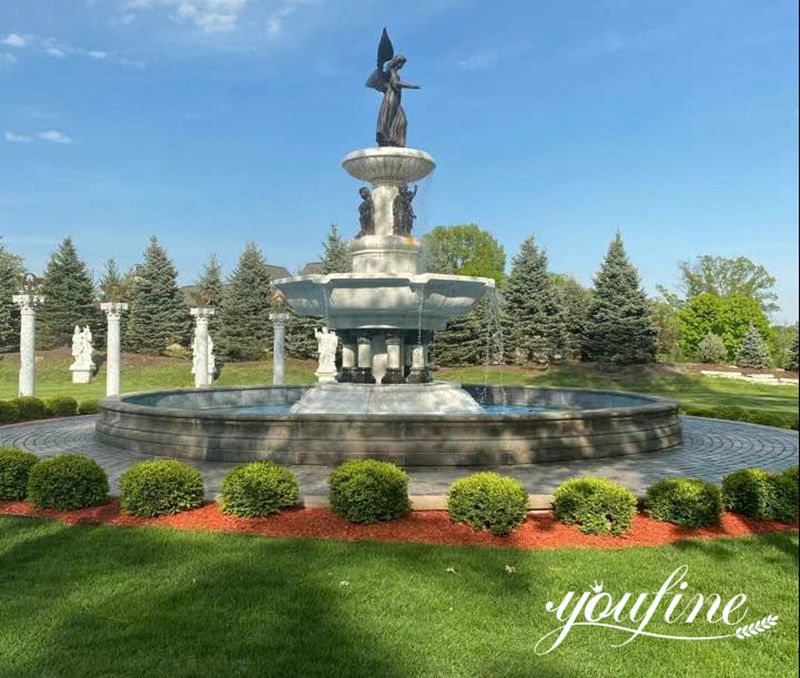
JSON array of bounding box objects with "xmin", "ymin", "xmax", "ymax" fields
[{"xmin": 366, "ymin": 28, "xmax": 420, "ymax": 147}]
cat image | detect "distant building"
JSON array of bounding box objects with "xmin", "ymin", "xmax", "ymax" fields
[{"xmin": 298, "ymin": 261, "xmax": 324, "ymax": 276}]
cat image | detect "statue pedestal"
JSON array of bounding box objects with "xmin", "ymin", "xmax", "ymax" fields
[
  {"xmin": 315, "ymin": 368, "xmax": 338, "ymax": 384},
  {"xmin": 71, "ymin": 366, "xmax": 93, "ymax": 384}
]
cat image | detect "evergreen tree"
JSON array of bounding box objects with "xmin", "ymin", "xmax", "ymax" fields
[
  {"xmin": 585, "ymin": 233, "xmax": 657, "ymax": 364},
  {"xmin": 321, "ymin": 224, "xmax": 351, "ymax": 274},
  {"xmin": 194, "ymin": 254, "xmax": 224, "ymax": 336},
  {"xmin": 697, "ymin": 331, "xmax": 727, "ymax": 364},
  {"xmin": 287, "ymin": 227, "xmax": 351, "ymax": 359},
  {"xmin": 553, "ymin": 274, "xmax": 591, "ymax": 362},
  {"xmin": 785, "ymin": 329, "xmax": 799, "ymax": 371},
  {"xmin": 125, "ymin": 236, "xmax": 190, "ymax": 353},
  {"xmin": 736, "ymin": 324, "xmax": 771, "ymax": 368},
  {"xmin": 503, "ymin": 237, "xmax": 565, "ymax": 366},
  {"xmin": 0, "ymin": 237, "xmax": 24, "ymax": 352},
  {"xmin": 38, "ymin": 237, "xmax": 102, "ymax": 347},
  {"xmin": 98, "ymin": 258, "xmax": 128, "ymax": 302},
  {"xmin": 217, "ymin": 243, "xmax": 274, "ymax": 361},
  {"xmin": 424, "ymin": 225, "xmax": 506, "ymax": 366}
]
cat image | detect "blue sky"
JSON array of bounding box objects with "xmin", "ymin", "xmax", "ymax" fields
[{"xmin": 1, "ymin": 0, "xmax": 798, "ymax": 321}]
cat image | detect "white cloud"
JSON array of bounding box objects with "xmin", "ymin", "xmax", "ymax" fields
[
  {"xmin": 2, "ymin": 33, "xmax": 28, "ymax": 48},
  {"xmin": 458, "ymin": 51, "xmax": 499, "ymax": 72},
  {"xmin": 4, "ymin": 131, "xmax": 33, "ymax": 143},
  {"xmin": 0, "ymin": 52, "xmax": 18, "ymax": 67},
  {"xmin": 126, "ymin": 0, "xmax": 249, "ymax": 34},
  {"xmin": 88, "ymin": 50, "xmax": 108, "ymax": 59},
  {"xmin": 45, "ymin": 46, "xmax": 68, "ymax": 58},
  {"xmin": 36, "ymin": 130, "xmax": 73, "ymax": 144}
]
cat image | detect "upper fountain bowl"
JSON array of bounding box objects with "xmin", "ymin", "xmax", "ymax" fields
[{"xmin": 342, "ymin": 147, "xmax": 436, "ymax": 185}]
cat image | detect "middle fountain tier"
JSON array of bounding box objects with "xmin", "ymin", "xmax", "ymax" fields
[{"xmin": 273, "ymin": 146, "xmax": 494, "ymax": 412}]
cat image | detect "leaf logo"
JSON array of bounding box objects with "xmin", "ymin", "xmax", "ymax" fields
[{"xmin": 736, "ymin": 615, "xmax": 779, "ymax": 639}]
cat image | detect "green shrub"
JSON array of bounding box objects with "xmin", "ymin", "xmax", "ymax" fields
[
  {"xmin": 552, "ymin": 476, "xmax": 638, "ymax": 536},
  {"xmin": 329, "ymin": 459, "xmax": 411, "ymax": 524},
  {"xmin": 120, "ymin": 459, "xmax": 204, "ymax": 517},
  {"xmin": 680, "ymin": 405, "xmax": 796, "ymax": 430},
  {"xmin": 12, "ymin": 397, "xmax": 47, "ymax": 421},
  {"xmin": 0, "ymin": 400, "xmax": 20, "ymax": 424},
  {"xmin": 644, "ymin": 478, "xmax": 723, "ymax": 527},
  {"xmin": 697, "ymin": 332, "xmax": 727, "ymax": 364},
  {"xmin": 0, "ymin": 447, "xmax": 40, "ymax": 500},
  {"xmin": 27, "ymin": 454, "xmax": 108, "ymax": 510},
  {"xmin": 447, "ymin": 472, "xmax": 528, "ymax": 536},
  {"xmin": 43, "ymin": 396, "xmax": 79, "ymax": 417},
  {"xmin": 78, "ymin": 399, "xmax": 101, "ymax": 415},
  {"xmin": 722, "ymin": 468, "xmax": 772, "ymax": 519},
  {"xmin": 770, "ymin": 467, "xmax": 799, "ymax": 523},
  {"xmin": 221, "ymin": 462, "xmax": 299, "ymax": 517}
]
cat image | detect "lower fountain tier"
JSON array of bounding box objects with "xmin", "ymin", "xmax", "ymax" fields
[
  {"xmin": 290, "ymin": 382, "xmax": 485, "ymax": 415},
  {"xmin": 272, "ymin": 272, "xmax": 494, "ymax": 331}
]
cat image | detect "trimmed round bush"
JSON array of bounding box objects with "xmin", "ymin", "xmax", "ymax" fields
[
  {"xmin": 0, "ymin": 447, "xmax": 40, "ymax": 500},
  {"xmin": 552, "ymin": 477, "xmax": 638, "ymax": 536},
  {"xmin": 447, "ymin": 472, "xmax": 528, "ymax": 536},
  {"xmin": 769, "ymin": 467, "xmax": 799, "ymax": 523},
  {"xmin": 221, "ymin": 462, "xmax": 299, "ymax": 517},
  {"xmin": 120, "ymin": 459, "xmax": 204, "ymax": 517},
  {"xmin": 722, "ymin": 468, "xmax": 773, "ymax": 520},
  {"xmin": 27, "ymin": 454, "xmax": 109, "ymax": 510},
  {"xmin": 12, "ymin": 397, "xmax": 47, "ymax": 421},
  {"xmin": 644, "ymin": 478, "xmax": 723, "ymax": 527},
  {"xmin": 0, "ymin": 400, "xmax": 20, "ymax": 424},
  {"xmin": 44, "ymin": 396, "xmax": 78, "ymax": 417},
  {"xmin": 329, "ymin": 459, "xmax": 411, "ymax": 524},
  {"xmin": 78, "ymin": 398, "xmax": 101, "ymax": 415}
]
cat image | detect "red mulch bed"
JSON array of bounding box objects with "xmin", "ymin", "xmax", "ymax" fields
[{"xmin": 2, "ymin": 500, "xmax": 797, "ymax": 550}]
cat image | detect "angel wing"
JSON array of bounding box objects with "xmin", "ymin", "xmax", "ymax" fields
[{"xmin": 365, "ymin": 27, "xmax": 394, "ymax": 90}]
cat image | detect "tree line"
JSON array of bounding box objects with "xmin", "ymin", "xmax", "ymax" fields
[{"xmin": 0, "ymin": 228, "xmax": 797, "ymax": 371}]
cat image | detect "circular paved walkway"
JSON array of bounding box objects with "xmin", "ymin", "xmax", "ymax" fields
[{"xmin": 1, "ymin": 416, "xmax": 797, "ymax": 499}]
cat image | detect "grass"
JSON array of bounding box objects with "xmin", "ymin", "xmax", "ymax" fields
[
  {"xmin": 1, "ymin": 351, "xmax": 797, "ymax": 418},
  {"xmin": 0, "ymin": 516, "xmax": 796, "ymax": 677}
]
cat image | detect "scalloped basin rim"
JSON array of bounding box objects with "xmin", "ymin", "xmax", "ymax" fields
[{"xmin": 273, "ymin": 272, "xmax": 496, "ymax": 286}]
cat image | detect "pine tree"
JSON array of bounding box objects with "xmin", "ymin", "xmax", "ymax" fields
[
  {"xmin": 736, "ymin": 324, "xmax": 771, "ymax": 368},
  {"xmin": 38, "ymin": 237, "xmax": 102, "ymax": 347},
  {"xmin": 287, "ymin": 227, "xmax": 351, "ymax": 359},
  {"xmin": 194, "ymin": 254, "xmax": 224, "ymax": 336},
  {"xmin": 321, "ymin": 224, "xmax": 351, "ymax": 274},
  {"xmin": 125, "ymin": 236, "xmax": 190, "ymax": 353},
  {"xmin": 503, "ymin": 237, "xmax": 565, "ymax": 366},
  {"xmin": 217, "ymin": 243, "xmax": 274, "ymax": 361},
  {"xmin": 585, "ymin": 233, "xmax": 657, "ymax": 364},
  {"xmin": 0, "ymin": 237, "xmax": 24, "ymax": 352},
  {"xmin": 99, "ymin": 259, "xmax": 128, "ymax": 302},
  {"xmin": 433, "ymin": 300, "xmax": 488, "ymax": 366},
  {"xmin": 553, "ymin": 275, "xmax": 591, "ymax": 362},
  {"xmin": 785, "ymin": 330, "xmax": 799, "ymax": 371},
  {"xmin": 697, "ymin": 331, "xmax": 727, "ymax": 364}
]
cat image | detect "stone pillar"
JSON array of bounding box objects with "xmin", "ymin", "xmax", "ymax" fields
[
  {"xmin": 190, "ymin": 307, "xmax": 215, "ymax": 388},
  {"xmin": 383, "ymin": 335, "xmax": 404, "ymax": 384},
  {"xmin": 406, "ymin": 342, "xmax": 431, "ymax": 384},
  {"xmin": 354, "ymin": 335, "xmax": 376, "ymax": 384},
  {"xmin": 338, "ymin": 336, "xmax": 356, "ymax": 383},
  {"xmin": 100, "ymin": 302, "xmax": 128, "ymax": 396},
  {"xmin": 270, "ymin": 312, "xmax": 289, "ymax": 385},
  {"xmin": 371, "ymin": 334, "xmax": 387, "ymax": 384},
  {"xmin": 12, "ymin": 293, "xmax": 45, "ymax": 397}
]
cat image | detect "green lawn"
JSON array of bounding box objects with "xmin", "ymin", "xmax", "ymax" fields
[
  {"xmin": 0, "ymin": 517, "xmax": 796, "ymax": 677},
  {"xmin": 2, "ymin": 351, "xmax": 796, "ymax": 417}
]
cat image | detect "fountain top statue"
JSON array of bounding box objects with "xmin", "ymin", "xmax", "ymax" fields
[{"xmin": 366, "ymin": 28, "xmax": 420, "ymax": 148}]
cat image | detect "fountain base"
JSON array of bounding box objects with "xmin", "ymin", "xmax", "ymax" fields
[{"xmin": 289, "ymin": 382, "xmax": 485, "ymax": 415}]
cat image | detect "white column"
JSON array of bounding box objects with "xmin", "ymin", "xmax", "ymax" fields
[
  {"xmin": 100, "ymin": 302, "xmax": 128, "ymax": 396},
  {"xmin": 190, "ymin": 307, "xmax": 215, "ymax": 388},
  {"xmin": 341, "ymin": 342, "xmax": 356, "ymax": 370},
  {"xmin": 386, "ymin": 336, "xmax": 401, "ymax": 371},
  {"xmin": 12, "ymin": 294, "xmax": 45, "ymax": 397},
  {"xmin": 270, "ymin": 312, "xmax": 289, "ymax": 385}
]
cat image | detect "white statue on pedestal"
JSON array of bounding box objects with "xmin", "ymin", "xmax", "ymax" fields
[
  {"xmin": 314, "ymin": 327, "xmax": 338, "ymax": 383},
  {"xmin": 70, "ymin": 325, "xmax": 95, "ymax": 384},
  {"xmin": 191, "ymin": 328, "xmax": 216, "ymax": 385}
]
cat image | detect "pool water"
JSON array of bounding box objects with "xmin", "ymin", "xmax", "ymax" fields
[{"xmin": 210, "ymin": 403, "xmax": 564, "ymax": 416}]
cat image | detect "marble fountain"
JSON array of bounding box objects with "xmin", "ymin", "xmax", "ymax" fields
[{"xmin": 96, "ymin": 29, "xmax": 681, "ymax": 466}]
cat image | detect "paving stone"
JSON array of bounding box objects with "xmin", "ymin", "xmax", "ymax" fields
[{"xmin": 0, "ymin": 416, "xmax": 796, "ymax": 499}]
